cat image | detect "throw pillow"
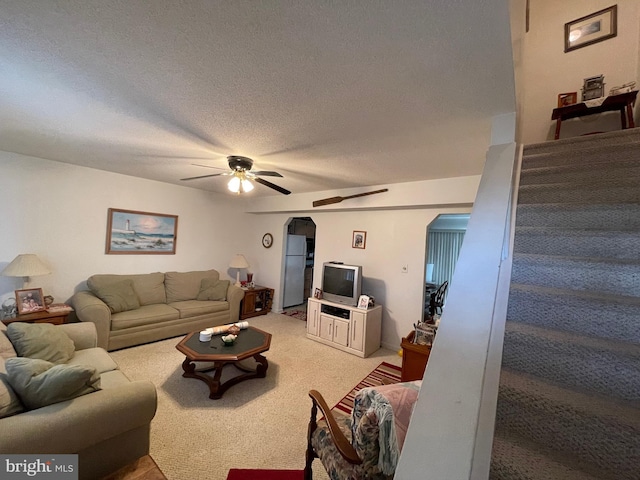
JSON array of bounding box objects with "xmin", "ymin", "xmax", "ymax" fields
[
  {"xmin": 197, "ymin": 279, "xmax": 230, "ymax": 301},
  {"xmin": 89, "ymin": 279, "xmax": 140, "ymax": 313},
  {"xmin": 5, "ymin": 357, "xmax": 100, "ymax": 410},
  {"xmin": 6, "ymin": 323, "xmax": 75, "ymax": 364}
]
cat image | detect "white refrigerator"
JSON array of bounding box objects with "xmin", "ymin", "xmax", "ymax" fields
[{"xmin": 283, "ymin": 234, "xmax": 307, "ymax": 307}]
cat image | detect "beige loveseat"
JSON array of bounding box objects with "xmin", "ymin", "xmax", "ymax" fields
[
  {"xmin": 70, "ymin": 269, "xmax": 244, "ymax": 351},
  {"xmin": 0, "ymin": 321, "xmax": 157, "ymax": 480}
]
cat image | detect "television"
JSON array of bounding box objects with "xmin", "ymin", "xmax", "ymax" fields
[{"xmin": 321, "ymin": 262, "xmax": 363, "ymax": 306}]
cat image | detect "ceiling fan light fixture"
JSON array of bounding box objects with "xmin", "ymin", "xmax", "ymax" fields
[
  {"xmin": 241, "ymin": 179, "xmax": 254, "ymax": 192},
  {"xmin": 228, "ymin": 176, "xmax": 241, "ymax": 193}
]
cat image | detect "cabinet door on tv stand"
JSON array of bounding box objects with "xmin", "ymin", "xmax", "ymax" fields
[
  {"xmin": 319, "ymin": 315, "xmax": 333, "ymax": 341},
  {"xmin": 350, "ymin": 311, "xmax": 365, "ymax": 352},
  {"xmin": 332, "ymin": 317, "xmax": 349, "ymax": 347},
  {"xmin": 307, "ymin": 299, "xmax": 320, "ymax": 336}
]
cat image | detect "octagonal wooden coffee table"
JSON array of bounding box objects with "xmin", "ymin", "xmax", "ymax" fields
[{"xmin": 175, "ymin": 326, "xmax": 271, "ymax": 399}]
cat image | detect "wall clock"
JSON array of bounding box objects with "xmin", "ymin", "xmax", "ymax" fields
[{"xmin": 262, "ymin": 233, "xmax": 273, "ymax": 248}]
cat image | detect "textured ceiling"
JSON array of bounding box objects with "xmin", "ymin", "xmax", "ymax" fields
[{"xmin": 0, "ymin": 1, "xmax": 515, "ymax": 197}]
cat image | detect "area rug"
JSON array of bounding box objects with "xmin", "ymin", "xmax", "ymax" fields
[
  {"xmin": 226, "ymin": 469, "xmax": 303, "ymax": 480},
  {"xmin": 282, "ymin": 309, "xmax": 307, "ymax": 321},
  {"xmin": 332, "ymin": 361, "xmax": 402, "ymax": 415}
]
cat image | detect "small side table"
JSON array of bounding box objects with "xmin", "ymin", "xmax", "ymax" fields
[
  {"xmin": 400, "ymin": 330, "xmax": 432, "ymax": 382},
  {"xmin": 2, "ymin": 309, "xmax": 71, "ymax": 326},
  {"xmin": 551, "ymin": 90, "xmax": 637, "ymax": 140},
  {"xmin": 239, "ymin": 286, "xmax": 274, "ymax": 320}
]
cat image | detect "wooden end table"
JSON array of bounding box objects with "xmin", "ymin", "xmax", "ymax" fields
[
  {"xmin": 175, "ymin": 326, "xmax": 271, "ymax": 399},
  {"xmin": 551, "ymin": 90, "xmax": 637, "ymax": 140},
  {"xmin": 2, "ymin": 309, "xmax": 71, "ymax": 326},
  {"xmin": 400, "ymin": 330, "xmax": 432, "ymax": 382}
]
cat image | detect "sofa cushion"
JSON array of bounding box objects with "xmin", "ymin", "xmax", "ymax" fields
[
  {"xmin": 5, "ymin": 357, "xmax": 100, "ymax": 410},
  {"xmin": 88, "ymin": 272, "xmax": 166, "ymax": 306},
  {"xmin": 6, "ymin": 323, "xmax": 75, "ymax": 364},
  {"xmin": 89, "ymin": 279, "xmax": 140, "ymax": 314},
  {"xmin": 0, "ymin": 373, "xmax": 24, "ymax": 418},
  {"xmin": 197, "ymin": 278, "xmax": 230, "ymax": 301},
  {"xmin": 165, "ymin": 270, "xmax": 219, "ymax": 303},
  {"xmin": 169, "ymin": 300, "xmax": 230, "ymax": 318},
  {"xmin": 67, "ymin": 348, "xmax": 119, "ymax": 375},
  {"xmin": 0, "ymin": 323, "xmax": 17, "ymax": 361},
  {"xmin": 110, "ymin": 304, "xmax": 180, "ymax": 331}
]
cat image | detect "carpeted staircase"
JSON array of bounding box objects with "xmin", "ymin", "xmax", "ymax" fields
[{"xmin": 490, "ymin": 129, "xmax": 640, "ymax": 480}]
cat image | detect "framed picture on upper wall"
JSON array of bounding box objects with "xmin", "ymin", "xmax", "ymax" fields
[
  {"xmin": 352, "ymin": 230, "xmax": 366, "ymax": 249},
  {"xmin": 106, "ymin": 208, "xmax": 178, "ymax": 254},
  {"xmin": 564, "ymin": 5, "xmax": 617, "ymax": 53}
]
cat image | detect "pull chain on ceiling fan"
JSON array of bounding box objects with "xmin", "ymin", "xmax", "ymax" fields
[{"xmin": 180, "ymin": 156, "xmax": 291, "ymax": 195}]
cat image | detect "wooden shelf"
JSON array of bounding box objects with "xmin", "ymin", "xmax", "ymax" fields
[{"xmin": 239, "ymin": 286, "xmax": 274, "ymax": 320}]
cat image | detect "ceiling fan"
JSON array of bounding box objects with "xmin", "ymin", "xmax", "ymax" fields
[{"xmin": 180, "ymin": 156, "xmax": 291, "ymax": 195}]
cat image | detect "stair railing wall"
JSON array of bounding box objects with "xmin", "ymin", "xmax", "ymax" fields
[{"xmin": 396, "ymin": 142, "xmax": 520, "ymax": 480}]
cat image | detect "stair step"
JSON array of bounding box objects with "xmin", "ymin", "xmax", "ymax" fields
[
  {"xmin": 524, "ymin": 128, "xmax": 640, "ymax": 156},
  {"xmin": 501, "ymin": 322, "xmax": 640, "ymax": 401},
  {"xmin": 490, "ymin": 435, "xmax": 605, "ymax": 480},
  {"xmin": 496, "ymin": 370, "xmax": 640, "ymax": 480},
  {"xmin": 515, "ymin": 203, "xmax": 640, "ymax": 229},
  {"xmin": 517, "ymin": 178, "xmax": 640, "ymax": 204},
  {"xmin": 520, "ymin": 156, "xmax": 640, "ymax": 186},
  {"xmin": 522, "ymin": 142, "xmax": 640, "ymax": 170},
  {"xmin": 511, "ymin": 253, "xmax": 640, "ymax": 297},
  {"xmin": 507, "ymin": 284, "xmax": 640, "ymax": 344},
  {"xmin": 513, "ymin": 227, "xmax": 640, "ymax": 259}
]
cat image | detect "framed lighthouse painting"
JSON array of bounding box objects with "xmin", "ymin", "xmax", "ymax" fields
[{"xmin": 106, "ymin": 208, "xmax": 178, "ymax": 254}]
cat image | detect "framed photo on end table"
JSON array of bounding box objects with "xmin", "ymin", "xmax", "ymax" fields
[{"xmin": 16, "ymin": 288, "xmax": 46, "ymax": 314}]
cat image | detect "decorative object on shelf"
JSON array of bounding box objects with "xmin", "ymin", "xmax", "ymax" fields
[
  {"xmin": 313, "ymin": 188, "xmax": 388, "ymax": 207},
  {"xmin": 610, "ymin": 81, "xmax": 636, "ymax": 96},
  {"xmin": 1, "ymin": 297, "xmax": 17, "ymax": 319},
  {"xmin": 262, "ymin": 233, "xmax": 273, "ymax": 248},
  {"xmin": 105, "ymin": 208, "xmax": 178, "ymax": 254},
  {"xmin": 227, "ymin": 324, "xmax": 241, "ymax": 336},
  {"xmin": 314, "ymin": 288, "xmax": 322, "ymax": 299},
  {"xmin": 352, "ymin": 230, "xmax": 366, "ymax": 249},
  {"xmin": 357, "ymin": 295, "xmax": 370, "ymax": 309},
  {"xmin": 1, "ymin": 253, "xmax": 51, "ymax": 288},
  {"xmin": 47, "ymin": 303, "xmax": 73, "ymax": 313},
  {"xmin": 413, "ymin": 322, "xmax": 436, "ymax": 346},
  {"xmin": 582, "ymin": 75, "xmax": 605, "ymax": 101},
  {"xmin": 247, "ymin": 272, "xmax": 254, "ymax": 287},
  {"xmin": 221, "ymin": 334, "xmax": 237, "ymax": 345},
  {"xmin": 15, "ymin": 288, "xmax": 46, "ymax": 314},
  {"xmin": 565, "ymin": 5, "xmax": 617, "ymax": 53},
  {"xmin": 229, "ymin": 254, "xmax": 250, "ymax": 287},
  {"xmin": 557, "ymin": 92, "xmax": 578, "ymax": 107}
]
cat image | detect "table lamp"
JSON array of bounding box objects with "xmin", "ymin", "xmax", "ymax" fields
[
  {"xmin": 229, "ymin": 254, "xmax": 250, "ymax": 287},
  {"xmin": 1, "ymin": 254, "xmax": 51, "ymax": 288}
]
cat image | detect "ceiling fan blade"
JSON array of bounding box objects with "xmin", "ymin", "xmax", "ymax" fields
[
  {"xmin": 254, "ymin": 177, "xmax": 291, "ymax": 195},
  {"xmin": 180, "ymin": 173, "xmax": 226, "ymax": 181},
  {"xmin": 313, "ymin": 188, "xmax": 388, "ymax": 207},
  {"xmin": 191, "ymin": 163, "xmax": 227, "ymax": 170},
  {"xmin": 253, "ymin": 170, "xmax": 283, "ymax": 177}
]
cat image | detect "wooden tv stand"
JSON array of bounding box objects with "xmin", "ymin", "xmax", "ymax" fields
[{"xmin": 306, "ymin": 297, "xmax": 382, "ymax": 358}]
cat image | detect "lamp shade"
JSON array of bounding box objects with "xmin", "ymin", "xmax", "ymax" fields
[
  {"xmin": 1, "ymin": 254, "xmax": 51, "ymax": 277},
  {"xmin": 229, "ymin": 254, "xmax": 250, "ymax": 269}
]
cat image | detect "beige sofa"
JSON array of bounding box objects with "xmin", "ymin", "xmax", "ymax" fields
[
  {"xmin": 0, "ymin": 321, "xmax": 157, "ymax": 480},
  {"xmin": 70, "ymin": 269, "xmax": 244, "ymax": 351}
]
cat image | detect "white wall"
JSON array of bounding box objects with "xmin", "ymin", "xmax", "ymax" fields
[
  {"xmin": 0, "ymin": 152, "xmax": 250, "ymax": 305},
  {"xmin": 519, "ymin": 0, "xmax": 640, "ymax": 143}
]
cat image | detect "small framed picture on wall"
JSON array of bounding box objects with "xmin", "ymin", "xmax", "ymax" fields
[{"xmin": 352, "ymin": 230, "xmax": 366, "ymax": 249}]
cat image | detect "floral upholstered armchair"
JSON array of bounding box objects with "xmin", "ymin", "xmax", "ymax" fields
[{"xmin": 304, "ymin": 380, "xmax": 421, "ymax": 480}]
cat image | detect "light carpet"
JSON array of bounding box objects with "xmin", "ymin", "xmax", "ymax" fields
[{"xmin": 110, "ymin": 312, "xmax": 401, "ymax": 480}]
